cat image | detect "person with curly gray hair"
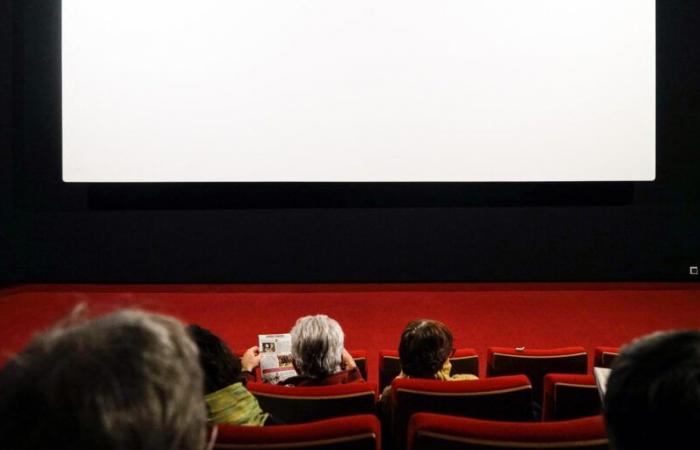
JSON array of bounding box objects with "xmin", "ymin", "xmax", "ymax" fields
[
  {"xmin": 0, "ymin": 308, "xmax": 209, "ymax": 450},
  {"xmin": 282, "ymin": 314, "xmax": 364, "ymax": 386}
]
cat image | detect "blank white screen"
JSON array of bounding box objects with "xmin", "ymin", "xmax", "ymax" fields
[{"xmin": 62, "ymin": 0, "xmax": 655, "ymax": 182}]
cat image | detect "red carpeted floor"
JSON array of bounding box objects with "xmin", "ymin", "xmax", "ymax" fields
[{"xmin": 1, "ymin": 283, "xmax": 699, "ymax": 380}]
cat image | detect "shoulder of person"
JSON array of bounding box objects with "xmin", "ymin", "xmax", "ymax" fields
[
  {"xmin": 345, "ymin": 366, "xmax": 365, "ymax": 382},
  {"xmin": 450, "ymin": 373, "xmax": 479, "ymax": 381},
  {"xmin": 380, "ymin": 385, "xmax": 392, "ymax": 399}
]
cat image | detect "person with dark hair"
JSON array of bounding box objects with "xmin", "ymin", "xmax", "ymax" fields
[
  {"xmin": 398, "ymin": 319, "xmax": 472, "ymax": 380},
  {"xmin": 282, "ymin": 314, "xmax": 363, "ymax": 386},
  {"xmin": 0, "ymin": 308, "xmax": 208, "ymax": 450},
  {"xmin": 187, "ymin": 324, "xmax": 279, "ymax": 426},
  {"xmin": 603, "ymin": 329, "xmax": 700, "ymax": 450},
  {"xmin": 397, "ymin": 319, "xmax": 477, "ymax": 381},
  {"xmin": 380, "ymin": 319, "xmax": 477, "ymax": 415}
]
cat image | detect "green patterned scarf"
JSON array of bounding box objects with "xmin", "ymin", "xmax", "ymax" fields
[{"xmin": 205, "ymin": 382, "xmax": 269, "ymax": 426}]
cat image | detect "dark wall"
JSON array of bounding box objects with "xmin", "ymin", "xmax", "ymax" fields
[
  {"xmin": 5, "ymin": 1, "xmax": 700, "ymax": 283},
  {"xmin": 1, "ymin": 0, "xmax": 18, "ymax": 286}
]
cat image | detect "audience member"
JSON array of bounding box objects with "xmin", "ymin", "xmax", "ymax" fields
[
  {"xmin": 188, "ymin": 324, "xmax": 280, "ymax": 426},
  {"xmin": 380, "ymin": 319, "xmax": 477, "ymax": 413},
  {"xmin": 604, "ymin": 329, "xmax": 700, "ymax": 450},
  {"xmin": 0, "ymin": 308, "xmax": 208, "ymax": 450},
  {"xmin": 282, "ymin": 314, "xmax": 363, "ymax": 386}
]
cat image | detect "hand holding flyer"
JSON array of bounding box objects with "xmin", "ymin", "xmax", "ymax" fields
[
  {"xmin": 258, "ymin": 333, "xmax": 297, "ymax": 384},
  {"xmin": 240, "ymin": 346, "xmax": 261, "ymax": 373}
]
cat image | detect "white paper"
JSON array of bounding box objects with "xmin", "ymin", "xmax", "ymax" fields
[
  {"xmin": 258, "ymin": 333, "xmax": 297, "ymax": 384},
  {"xmin": 594, "ymin": 366, "xmax": 612, "ymax": 401}
]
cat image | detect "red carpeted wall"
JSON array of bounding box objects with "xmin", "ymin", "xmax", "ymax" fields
[{"xmin": 1, "ymin": 283, "xmax": 699, "ymax": 380}]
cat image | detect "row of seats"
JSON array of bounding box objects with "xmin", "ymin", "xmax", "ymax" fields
[
  {"xmin": 213, "ymin": 413, "xmax": 608, "ymax": 449},
  {"xmin": 379, "ymin": 346, "xmax": 620, "ymax": 390},
  {"xmin": 221, "ymin": 346, "xmax": 619, "ymax": 449},
  {"xmin": 240, "ymin": 373, "xmax": 606, "ymax": 448},
  {"xmin": 245, "ymin": 347, "xmax": 620, "ymax": 391},
  {"xmin": 381, "ymin": 346, "xmax": 618, "ymax": 416},
  {"xmin": 244, "ymin": 346, "xmax": 618, "ymax": 420},
  {"xmin": 290, "ymin": 346, "xmax": 619, "ymax": 388}
]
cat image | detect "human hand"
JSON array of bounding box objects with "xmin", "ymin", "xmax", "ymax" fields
[
  {"xmin": 241, "ymin": 346, "xmax": 261, "ymax": 372},
  {"xmin": 341, "ymin": 348, "xmax": 357, "ymax": 370}
]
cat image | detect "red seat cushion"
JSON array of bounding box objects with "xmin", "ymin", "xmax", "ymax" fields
[
  {"xmin": 487, "ymin": 346, "xmax": 588, "ymax": 408},
  {"xmin": 216, "ymin": 414, "xmax": 380, "ymax": 450},
  {"xmin": 391, "ymin": 375, "xmax": 533, "ymax": 450},
  {"xmin": 594, "ymin": 346, "xmax": 620, "ymax": 368},
  {"xmin": 247, "ymin": 381, "xmax": 378, "ymax": 424},
  {"xmin": 543, "ymin": 374, "xmax": 600, "ymax": 421},
  {"xmin": 408, "ymin": 413, "xmax": 608, "ymax": 450}
]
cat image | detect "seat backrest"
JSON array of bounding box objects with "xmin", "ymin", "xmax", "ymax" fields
[
  {"xmin": 543, "ymin": 374, "xmax": 601, "ymax": 421},
  {"xmin": 487, "ymin": 347, "xmax": 588, "ymax": 404},
  {"xmin": 391, "ymin": 375, "xmax": 533, "ymax": 450},
  {"xmin": 450, "ymin": 349, "xmax": 480, "ymax": 378},
  {"xmin": 247, "ymin": 381, "xmax": 378, "ymax": 424},
  {"xmin": 593, "ymin": 346, "xmax": 619, "ymax": 368},
  {"xmin": 379, "ymin": 350, "xmax": 401, "ymax": 392},
  {"xmin": 379, "ymin": 348, "xmax": 479, "ymax": 391},
  {"xmin": 215, "ymin": 414, "xmax": 380, "ymax": 450},
  {"xmin": 408, "ymin": 413, "xmax": 609, "ymax": 450},
  {"xmin": 349, "ymin": 349, "xmax": 368, "ymax": 381}
]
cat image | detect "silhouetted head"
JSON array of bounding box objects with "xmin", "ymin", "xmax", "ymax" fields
[
  {"xmin": 604, "ymin": 329, "xmax": 700, "ymax": 450},
  {"xmin": 188, "ymin": 324, "xmax": 242, "ymax": 393},
  {"xmin": 0, "ymin": 308, "xmax": 207, "ymax": 450}
]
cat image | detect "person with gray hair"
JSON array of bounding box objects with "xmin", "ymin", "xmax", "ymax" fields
[
  {"xmin": 0, "ymin": 308, "xmax": 209, "ymax": 450},
  {"xmin": 282, "ymin": 314, "xmax": 364, "ymax": 386}
]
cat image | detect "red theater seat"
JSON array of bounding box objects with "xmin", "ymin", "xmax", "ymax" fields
[
  {"xmin": 487, "ymin": 346, "xmax": 588, "ymax": 406},
  {"xmin": 390, "ymin": 375, "xmax": 533, "ymax": 449},
  {"xmin": 449, "ymin": 349, "xmax": 480, "ymax": 379},
  {"xmin": 594, "ymin": 346, "xmax": 620, "ymax": 368},
  {"xmin": 379, "ymin": 348, "xmax": 479, "ymax": 392},
  {"xmin": 247, "ymin": 381, "xmax": 378, "ymax": 424},
  {"xmin": 214, "ymin": 414, "xmax": 380, "ymax": 450},
  {"xmin": 349, "ymin": 349, "xmax": 368, "ymax": 381},
  {"xmin": 408, "ymin": 413, "xmax": 609, "ymax": 450},
  {"xmin": 542, "ymin": 374, "xmax": 601, "ymax": 421}
]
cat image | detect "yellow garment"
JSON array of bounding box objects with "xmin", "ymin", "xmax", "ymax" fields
[
  {"xmin": 435, "ymin": 360, "xmax": 479, "ymax": 381},
  {"xmin": 396, "ymin": 360, "xmax": 479, "ymax": 381},
  {"xmin": 205, "ymin": 382, "xmax": 269, "ymax": 426}
]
